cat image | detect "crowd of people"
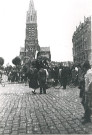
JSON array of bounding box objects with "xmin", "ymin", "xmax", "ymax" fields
[
  {"xmin": 27, "ymin": 64, "xmax": 78, "ymax": 93},
  {"xmin": 25, "ymin": 60, "xmax": 92, "ymax": 124},
  {"xmin": 0, "ymin": 60, "xmax": 92, "ymax": 124}
]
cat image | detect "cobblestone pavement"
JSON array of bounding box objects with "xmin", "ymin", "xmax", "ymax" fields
[{"xmin": 0, "ymin": 83, "xmax": 92, "ymax": 134}]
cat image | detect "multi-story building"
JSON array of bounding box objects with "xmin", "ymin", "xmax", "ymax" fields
[{"xmin": 72, "ymin": 16, "xmax": 92, "ymax": 65}]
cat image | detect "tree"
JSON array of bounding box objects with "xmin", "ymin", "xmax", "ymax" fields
[
  {"xmin": 12, "ymin": 56, "xmax": 21, "ymax": 66},
  {"xmin": 0, "ymin": 57, "xmax": 4, "ymax": 66}
]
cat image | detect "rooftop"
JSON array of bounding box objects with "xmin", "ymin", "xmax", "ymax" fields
[{"xmin": 40, "ymin": 47, "xmax": 50, "ymax": 52}]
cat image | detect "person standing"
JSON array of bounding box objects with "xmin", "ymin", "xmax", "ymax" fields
[
  {"xmin": 71, "ymin": 67, "xmax": 78, "ymax": 86},
  {"xmin": 78, "ymin": 66, "xmax": 85, "ymax": 98},
  {"xmin": 61, "ymin": 66, "xmax": 68, "ymax": 89},
  {"xmin": 38, "ymin": 68, "xmax": 47, "ymax": 94},
  {"xmin": 82, "ymin": 62, "xmax": 92, "ymax": 124},
  {"xmin": 53, "ymin": 66, "xmax": 59, "ymax": 85},
  {"xmin": 79, "ymin": 61, "xmax": 92, "ymax": 124},
  {"xmin": 28, "ymin": 67, "xmax": 38, "ymax": 94},
  {"xmin": 59, "ymin": 67, "xmax": 62, "ymax": 86},
  {"xmin": 78, "ymin": 65, "xmax": 82, "ymax": 88}
]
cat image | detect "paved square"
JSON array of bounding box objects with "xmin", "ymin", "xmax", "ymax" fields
[{"xmin": 0, "ymin": 83, "xmax": 92, "ymax": 134}]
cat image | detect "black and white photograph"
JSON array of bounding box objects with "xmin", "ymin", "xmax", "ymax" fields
[{"xmin": 0, "ymin": 0, "xmax": 92, "ymax": 134}]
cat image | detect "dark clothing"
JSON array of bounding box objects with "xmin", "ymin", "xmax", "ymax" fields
[
  {"xmin": 84, "ymin": 107, "xmax": 91, "ymax": 122},
  {"xmin": 71, "ymin": 69, "xmax": 78, "ymax": 86},
  {"xmin": 79, "ymin": 69, "xmax": 92, "ymax": 123},
  {"xmin": 28, "ymin": 68, "xmax": 38, "ymax": 89},
  {"xmin": 83, "ymin": 93, "xmax": 91, "ymax": 122},
  {"xmin": 78, "ymin": 70, "xmax": 85, "ymax": 98},
  {"xmin": 79, "ymin": 79, "xmax": 85, "ymax": 98},
  {"xmin": 61, "ymin": 67, "xmax": 68, "ymax": 89},
  {"xmin": 79, "ymin": 75, "xmax": 86, "ymax": 111},
  {"xmin": 38, "ymin": 68, "xmax": 46, "ymax": 94},
  {"xmin": 83, "ymin": 83, "xmax": 92, "ymax": 122},
  {"xmin": 53, "ymin": 67, "xmax": 59, "ymax": 85}
]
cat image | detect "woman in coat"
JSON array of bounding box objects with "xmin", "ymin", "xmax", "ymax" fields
[{"xmin": 28, "ymin": 67, "xmax": 38, "ymax": 94}]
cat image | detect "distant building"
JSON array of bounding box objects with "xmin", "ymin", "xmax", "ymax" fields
[
  {"xmin": 19, "ymin": 0, "xmax": 40, "ymax": 64},
  {"xmin": 72, "ymin": 16, "xmax": 92, "ymax": 65},
  {"xmin": 19, "ymin": 0, "xmax": 51, "ymax": 64},
  {"xmin": 24, "ymin": 0, "xmax": 40, "ymax": 63},
  {"xmin": 37, "ymin": 47, "xmax": 51, "ymax": 61}
]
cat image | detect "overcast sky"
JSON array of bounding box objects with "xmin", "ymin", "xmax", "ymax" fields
[{"xmin": 0, "ymin": 0, "xmax": 92, "ymax": 66}]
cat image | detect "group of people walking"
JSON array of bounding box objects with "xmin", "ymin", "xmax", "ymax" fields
[{"xmin": 27, "ymin": 65, "xmax": 72, "ymax": 94}]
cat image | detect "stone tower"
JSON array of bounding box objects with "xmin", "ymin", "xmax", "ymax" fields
[{"xmin": 25, "ymin": 0, "xmax": 40, "ymax": 62}]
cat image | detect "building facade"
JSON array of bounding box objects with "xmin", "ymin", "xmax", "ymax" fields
[
  {"xmin": 72, "ymin": 16, "xmax": 92, "ymax": 65},
  {"xmin": 25, "ymin": 0, "xmax": 40, "ymax": 63},
  {"xmin": 19, "ymin": 0, "xmax": 51, "ymax": 64},
  {"xmin": 19, "ymin": 0, "xmax": 40, "ymax": 64}
]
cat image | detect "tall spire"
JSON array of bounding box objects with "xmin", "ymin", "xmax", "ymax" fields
[
  {"xmin": 29, "ymin": 0, "xmax": 34, "ymax": 13},
  {"xmin": 26, "ymin": 0, "xmax": 37, "ymax": 23}
]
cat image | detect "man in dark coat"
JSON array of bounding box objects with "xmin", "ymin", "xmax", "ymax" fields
[
  {"xmin": 61, "ymin": 66, "xmax": 68, "ymax": 89},
  {"xmin": 38, "ymin": 68, "xmax": 46, "ymax": 94},
  {"xmin": 53, "ymin": 66, "xmax": 59, "ymax": 85}
]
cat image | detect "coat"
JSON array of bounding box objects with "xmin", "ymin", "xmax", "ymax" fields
[
  {"xmin": 38, "ymin": 68, "xmax": 46, "ymax": 84},
  {"xmin": 28, "ymin": 68, "xmax": 39, "ymax": 89}
]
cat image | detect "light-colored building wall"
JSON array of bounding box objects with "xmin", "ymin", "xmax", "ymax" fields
[
  {"xmin": 72, "ymin": 16, "xmax": 92, "ymax": 65},
  {"xmin": 19, "ymin": 0, "xmax": 51, "ymax": 64},
  {"xmin": 24, "ymin": 0, "xmax": 40, "ymax": 63}
]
